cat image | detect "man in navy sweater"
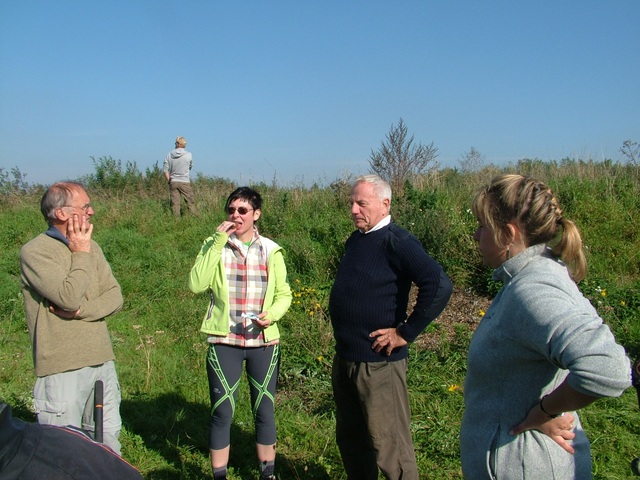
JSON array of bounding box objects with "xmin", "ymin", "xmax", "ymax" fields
[{"xmin": 329, "ymin": 175, "xmax": 452, "ymax": 480}]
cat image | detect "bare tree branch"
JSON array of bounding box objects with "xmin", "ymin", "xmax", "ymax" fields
[{"xmin": 368, "ymin": 118, "xmax": 439, "ymax": 192}]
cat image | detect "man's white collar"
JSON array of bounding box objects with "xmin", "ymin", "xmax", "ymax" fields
[{"xmin": 361, "ymin": 215, "xmax": 391, "ymax": 234}]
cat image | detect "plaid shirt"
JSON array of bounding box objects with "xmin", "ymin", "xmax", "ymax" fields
[{"xmin": 207, "ymin": 229, "xmax": 270, "ymax": 347}]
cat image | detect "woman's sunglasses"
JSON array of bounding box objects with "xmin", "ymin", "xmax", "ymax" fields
[{"xmin": 227, "ymin": 207, "xmax": 254, "ymax": 215}]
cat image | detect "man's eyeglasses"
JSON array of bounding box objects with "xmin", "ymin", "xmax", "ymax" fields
[
  {"xmin": 226, "ymin": 207, "xmax": 253, "ymax": 215},
  {"xmin": 63, "ymin": 203, "xmax": 92, "ymax": 212}
]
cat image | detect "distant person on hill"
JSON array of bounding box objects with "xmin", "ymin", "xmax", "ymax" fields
[
  {"xmin": 0, "ymin": 401, "xmax": 143, "ymax": 480},
  {"xmin": 188, "ymin": 186, "xmax": 292, "ymax": 480},
  {"xmin": 163, "ymin": 135, "xmax": 196, "ymax": 216},
  {"xmin": 329, "ymin": 174, "xmax": 453, "ymax": 480},
  {"xmin": 460, "ymin": 174, "xmax": 631, "ymax": 479},
  {"xmin": 19, "ymin": 182, "xmax": 124, "ymax": 455}
]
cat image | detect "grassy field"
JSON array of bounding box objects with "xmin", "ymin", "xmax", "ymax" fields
[{"xmin": 1, "ymin": 159, "xmax": 639, "ymax": 479}]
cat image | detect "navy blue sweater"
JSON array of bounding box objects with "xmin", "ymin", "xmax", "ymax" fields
[{"xmin": 329, "ymin": 223, "xmax": 452, "ymax": 362}]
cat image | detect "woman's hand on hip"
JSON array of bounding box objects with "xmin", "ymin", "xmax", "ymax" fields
[{"xmin": 509, "ymin": 404, "xmax": 576, "ymax": 454}]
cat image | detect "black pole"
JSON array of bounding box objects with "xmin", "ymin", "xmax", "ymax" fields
[{"xmin": 94, "ymin": 380, "xmax": 103, "ymax": 443}]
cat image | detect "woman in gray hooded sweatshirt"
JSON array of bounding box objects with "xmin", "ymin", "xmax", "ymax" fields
[
  {"xmin": 460, "ymin": 174, "xmax": 631, "ymax": 479},
  {"xmin": 163, "ymin": 136, "xmax": 196, "ymax": 216}
]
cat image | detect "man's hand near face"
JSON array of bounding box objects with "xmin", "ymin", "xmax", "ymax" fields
[{"xmin": 66, "ymin": 214, "xmax": 93, "ymax": 253}]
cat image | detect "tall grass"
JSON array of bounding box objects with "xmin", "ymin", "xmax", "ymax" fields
[{"xmin": 1, "ymin": 158, "xmax": 639, "ymax": 479}]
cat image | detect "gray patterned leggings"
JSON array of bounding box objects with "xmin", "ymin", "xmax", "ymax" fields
[{"xmin": 206, "ymin": 343, "xmax": 280, "ymax": 449}]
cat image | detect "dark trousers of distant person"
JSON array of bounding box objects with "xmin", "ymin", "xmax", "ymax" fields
[
  {"xmin": 332, "ymin": 355, "xmax": 419, "ymax": 480},
  {"xmin": 169, "ymin": 181, "xmax": 196, "ymax": 216}
]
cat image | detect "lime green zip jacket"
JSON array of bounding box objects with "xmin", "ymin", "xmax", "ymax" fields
[{"xmin": 188, "ymin": 231, "xmax": 292, "ymax": 343}]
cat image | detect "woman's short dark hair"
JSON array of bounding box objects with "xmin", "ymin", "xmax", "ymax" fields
[{"xmin": 225, "ymin": 187, "xmax": 262, "ymax": 213}]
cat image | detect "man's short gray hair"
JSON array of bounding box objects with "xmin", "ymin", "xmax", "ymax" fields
[
  {"xmin": 40, "ymin": 182, "xmax": 86, "ymax": 223},
  {"xmin": 353, "ymin": 175, "xmax": 392, "ymax": 203}
]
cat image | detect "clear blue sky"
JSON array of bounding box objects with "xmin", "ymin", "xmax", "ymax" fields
[{"xmin": 1, "ymin": 1, "xmax": 638, "ymax": 186}]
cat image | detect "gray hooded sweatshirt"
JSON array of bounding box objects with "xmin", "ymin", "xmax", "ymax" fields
[
  {"xmin": 163, "ymin": 148, "xmax": 193, "ymax": 183},
  {"xmin": 460, "ymin": 243, "xmax": 630, "ymax": 479}
]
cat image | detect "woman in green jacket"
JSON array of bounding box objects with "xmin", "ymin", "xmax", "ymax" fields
[{"xmin": 188, "ymin": 187, "xmax": 292, "ymax": 480}]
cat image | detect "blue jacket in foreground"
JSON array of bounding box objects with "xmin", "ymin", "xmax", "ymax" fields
[
  {"xmin": 460, "ymin": 244, "xmax": 631, "ymax": 479},
  {"xmin": 329, "ymin": 222, "xmax": 453, "ymax": 362}
]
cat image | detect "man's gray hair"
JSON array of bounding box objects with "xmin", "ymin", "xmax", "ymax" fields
[
  {"xmin": 40, "ymin": 182, "xmax": 86, "ymax": 223},
  {"xmin": 353, "ymin": 175, "xmax": 392, "ymax": 203}
]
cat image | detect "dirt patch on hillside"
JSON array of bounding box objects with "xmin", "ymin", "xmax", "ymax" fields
[{"xmin": 411, "ymin": 287, "xmax": 492, "ymax": 350}]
